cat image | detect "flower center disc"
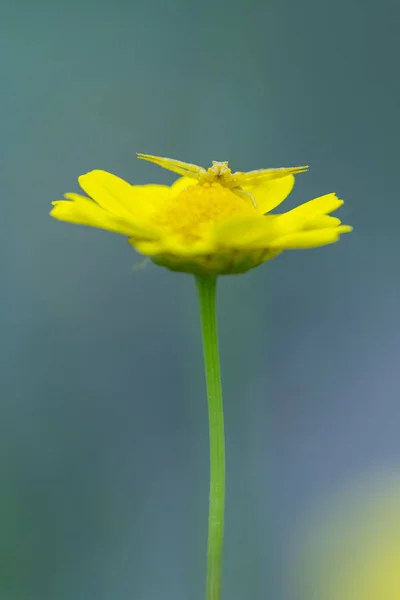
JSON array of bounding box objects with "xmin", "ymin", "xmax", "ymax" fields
[{"xmin": 153, "ymin": 183, "xmax": 255, "ymax": 242}]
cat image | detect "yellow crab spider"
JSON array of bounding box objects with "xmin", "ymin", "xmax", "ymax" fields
[{"xmin": 137, "ymin": 153, "xmax": 309, "ymax": 208}]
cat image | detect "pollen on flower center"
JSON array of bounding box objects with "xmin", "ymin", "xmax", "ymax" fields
[{"xmin": 152, "ymin": 183, "xmax": 255, "ymax": 241}]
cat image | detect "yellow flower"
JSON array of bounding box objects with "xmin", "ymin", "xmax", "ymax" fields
[{"xmin": 51, "ymin": 153, "xmax": 352, "ymax": 275}]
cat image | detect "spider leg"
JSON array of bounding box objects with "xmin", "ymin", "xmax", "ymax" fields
[
  {"xmin": 137, "ymin": 153, "xmax": 207, "ymax": 180},
  {"xmin": 232, "ymin": 166, "xmax": 309, "ymax": 185},
  {"xmin": 231, "ymin": 187, "xmax": 257, "ymax": 208}
]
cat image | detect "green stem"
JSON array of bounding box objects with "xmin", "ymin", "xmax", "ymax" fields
[{"xmin": 195, "ymin": 275, "xmax": 226, "ymax": 600}]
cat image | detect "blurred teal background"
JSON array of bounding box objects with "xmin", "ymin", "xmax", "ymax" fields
[{"xmin": 1, "ymin": 0, "xmax": 399, "ymax": 598}]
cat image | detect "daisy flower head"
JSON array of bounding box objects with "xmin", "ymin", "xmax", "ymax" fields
[{"xmin": 51, "ymin": 153, "xmax": 352, "ymax": 275}]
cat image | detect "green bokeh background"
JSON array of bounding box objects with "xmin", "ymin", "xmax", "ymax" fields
[{"xmin": 1, "ymin": 0, "xmax": 399, "ymax": 598}]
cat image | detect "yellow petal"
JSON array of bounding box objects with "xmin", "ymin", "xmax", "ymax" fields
[
  {"xmin": 267, "ymin": 225, "xmax": 352, "ymax": 249},
  {"xmin": 274, "ymin": 194, "xmax": 345, "ymax": 233},
  {"xmin": 165, "ymin": 237, "xmax": 214, "ymax": 256},
  {"xmin": 51, "ymin": 194, "xmax": 160, "ymax": 238},
  {"xmin": 78, "ymin": 170, "xmax": 151, "ymax": 217},
  {"xmin": 283, "ymin": 193, "xmax": 344, "ymax": 219},
  {"xmin": 130, "ymin": 238, "xmax": 167, "ymax": 256},
  {"xmin": 244, "ymin": 175, "xmax": 295, "ymax": 214},
  {"xmin": 131, "ymin": 235, "xmax": 213, "ymax": 257},
  {"xmin": 127, "ymin": 184, "xmax": 171, "ymax": 219},
  {"xmin": 303, "ymin": 214, "xmax": 342, "ymax": 229},
  {"xmin": 213, "ymin": 215, "xmax": 281, "ymax": 248}
]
